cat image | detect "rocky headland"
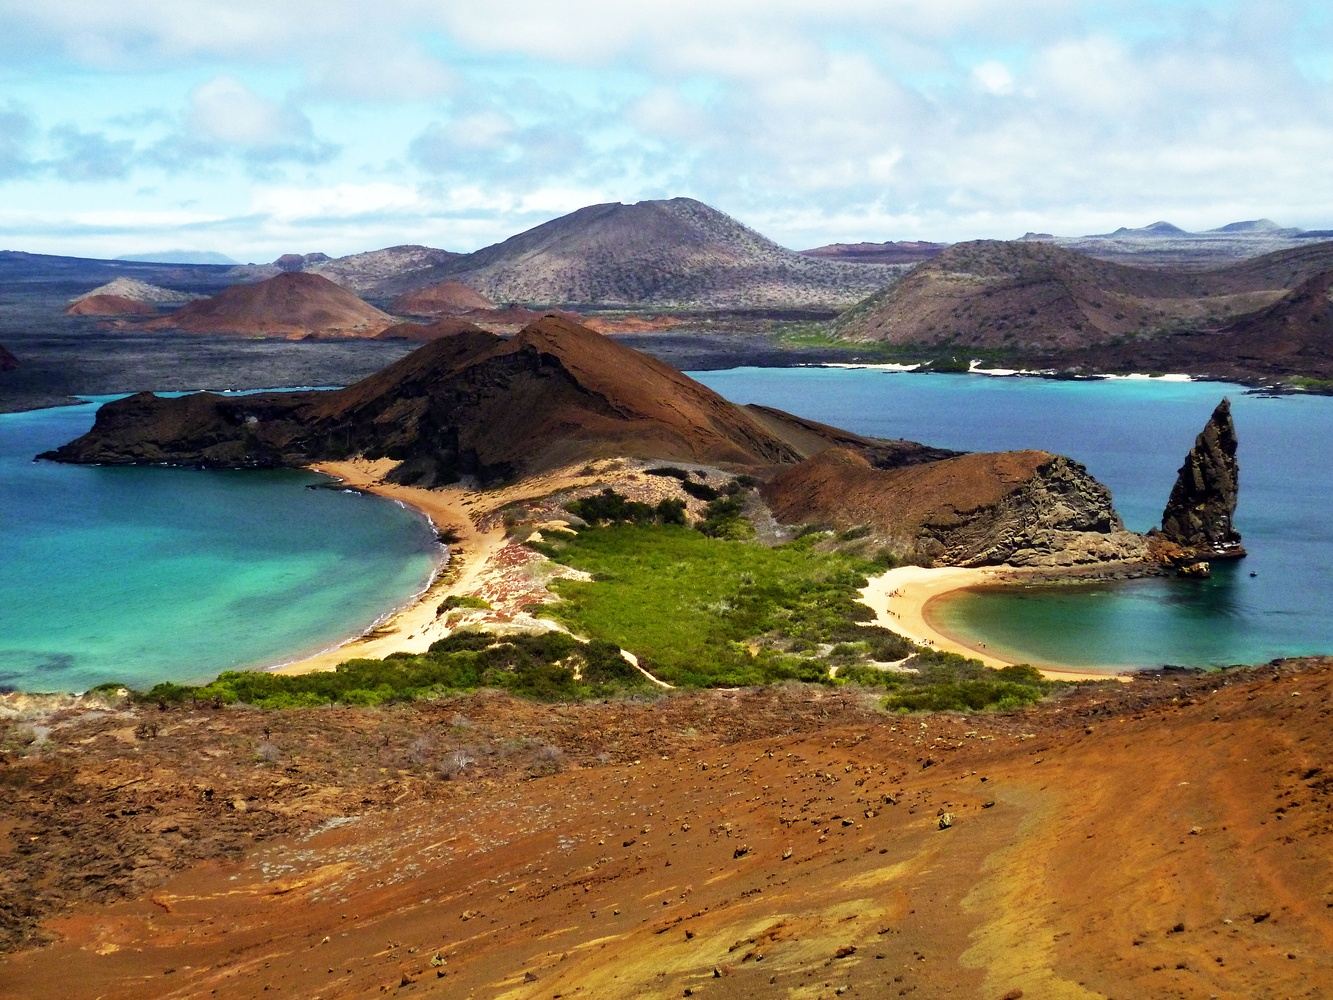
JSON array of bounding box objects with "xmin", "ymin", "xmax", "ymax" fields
[{"xmin": 44, "ymin": 314, "xmax": 1159, "ymax": 572}]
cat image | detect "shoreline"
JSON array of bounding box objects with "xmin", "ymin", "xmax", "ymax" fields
[
  {"xmin": 859, "ymin": 565, "xmax": 1131, "ymax": 683},
  {"xmin": 268, "ymin": 459, "xmax": 507, "ymax": 676}
]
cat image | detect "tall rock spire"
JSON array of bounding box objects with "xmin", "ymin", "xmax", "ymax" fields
[{"xmin": 1159, "ymin": 398, "xmax": 1245, "ymax": 561}]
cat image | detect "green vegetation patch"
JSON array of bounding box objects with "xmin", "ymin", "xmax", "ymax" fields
[
  {"xmin": 136, "ymin": 631, "xmax": 650, "ymax": 709},
  {"xmin": 839, "ymin": 652, "xmax": 1051, "ymax": 713},
  {"xmin": 534, "ymin": 524, "xmax": 892, "ymax": 687},
  {"xmin": 567, "ymin": 488, "xmax": 686, "ymax": 526}
]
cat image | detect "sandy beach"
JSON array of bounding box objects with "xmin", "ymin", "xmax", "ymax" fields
[
  {"xmin": 859, "ymin": 565, "xmax": 1129, "ymax": 683},
  {"xmin": 271, "ymin": 459, "xmax": 506, "ymax": 675}
]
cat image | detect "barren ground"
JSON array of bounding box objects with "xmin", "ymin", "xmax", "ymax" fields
[{"xmin": 2, "ymin": 659, "xmax": 1329, "ymax": 999}]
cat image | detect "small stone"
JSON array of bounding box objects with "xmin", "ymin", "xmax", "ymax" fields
[{"xmin": 937, "ymin": 812, "xmax": 954, "ymax": 831}]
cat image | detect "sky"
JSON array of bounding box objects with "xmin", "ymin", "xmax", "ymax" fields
[{"xmin": 1, "ymin": 0, "xmax": 1331, "ymax": 262}]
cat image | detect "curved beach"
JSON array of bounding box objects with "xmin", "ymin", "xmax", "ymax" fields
[
  {"xmin": 859, "ymin": 565, "xmax": 1129, "ymax": 683},
  {"xmin": 271, "ymin": 459, "xmax": 506, "ymax": 675}
]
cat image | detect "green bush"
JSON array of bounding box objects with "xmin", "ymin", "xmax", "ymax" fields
[
  {"xmin": 568, "ymin": 488, "xmax": 688, "ymax": 527},
  {"xmin": 135, "ymin": 632, "xmax": 648, "ymax": 709}
]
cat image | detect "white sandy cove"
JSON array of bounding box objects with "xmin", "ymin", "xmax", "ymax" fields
[
  {"xmin": 271, "ymin": 459, "xmax": 507, "ymax": 675},
  {"xmin": 859, "ymin": 565, "xmax": 1130, "ymax": 683}
]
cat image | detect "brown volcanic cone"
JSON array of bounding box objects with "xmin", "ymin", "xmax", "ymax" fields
[
  {"xmin": 66, "ymin": 294, "xmax": 157, "ymax": 317},
  {"xmin": 762, "ymin": 446, "xmax": 1145, "ymax": 566},
  {"xmin": 391, "ymin": 279, "xmax": 495, "ymax": 316},
  {"xmin": 145, "ymin": 272, "xmax": 392, "ymax": 339},
  {"xmin": 0, "ymin": 344, "xmax": 18, "ymax": 372},
  {"xmin": 46, "ymin": 315, "xmax": 805, "ymax": 485},
  {"xmin": 373, "ymin": 317, "xmax": 491, "ymax": 341}
]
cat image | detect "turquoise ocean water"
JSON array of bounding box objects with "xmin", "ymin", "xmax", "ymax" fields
[
  {"xmin": 1, "ymin": 398, "xmax": 439, "ymax": 692},
  {"xmin": 4, "ymin": 370, "xmax": 1331, "ymax": 688},
  {"xmin": 694, "ymin": 368, "xmax": 1333, "ymax": 671}
]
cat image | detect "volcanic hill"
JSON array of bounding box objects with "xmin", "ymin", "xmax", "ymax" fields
[
  {"xmin": 834, "ymin": 239, "xmax": 1333, "ymax": 371},
  {"xmin": 0, "ymin": 344, "xmax": 18, "ymax": 372},
  {"xmin": 799, "ymin": 240, "xmax": 949, "ymax": 265},
  {"xmin": 384, "ymin": 198, "xmax": 902, "ymax": 309},
  {"xmin": 65, "ymin": 277, "xmax": 201, "ymax": 316},
  {"xmin": 143, "ymin": 272, "xmax": 393, "ymax": 339},
  {"xmin": 46, "ymin": 315, "xmax": 1143, "ymax": 566},
  {"xmin": 391, "ymin": 279, "xmax": 496, "ymax": 316},
  {"xmin": 228, "ymin": 245, "xmax": 464, "ymax": 295}
]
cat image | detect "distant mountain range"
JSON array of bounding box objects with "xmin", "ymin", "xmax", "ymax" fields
[
  {"xmin": 797, "ymin": 241, "xmax": 948, "ymax": 265},
  {"xmin": 115, "ymin": 250, "xmax": 239, "ymax": 265},
  {"xmin": 1016, "ymin": 218, "xmax": 1328, "ymax": 268}
]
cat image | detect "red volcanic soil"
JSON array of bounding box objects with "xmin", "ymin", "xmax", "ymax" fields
[
  {"xmin": 145, "ymin": 272, "xmax": 392, "ymax": 339},
  {"xmin": 391, "ymin": 279, "xmax": 496, "ymax": 316},
  {"xmin": 1, "ymin": 661, "xmax": 1330, "ymax": 997},
  {"xmin": 65, "ymin": 294, "xmax": 157, "ymax": 317}
]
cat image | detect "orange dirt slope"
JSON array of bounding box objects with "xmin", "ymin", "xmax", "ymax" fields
[{"xmin": 1, "ymin": 661, "xmax": 1329, "ymax": 999}]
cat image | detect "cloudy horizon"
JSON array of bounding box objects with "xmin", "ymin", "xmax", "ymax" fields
[{"xmin": 1, "ymin": 0, "xmax": 1330, "ymax": 261}]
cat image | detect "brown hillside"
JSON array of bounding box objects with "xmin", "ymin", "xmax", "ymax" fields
[
  {"xmin": 65, "ymin": 294, "xmax": 157, "ymax": 317},
  {"xmin": 834, "ymin": 240, "xmax": 1279, "ymax": 350},
  {"xmin": 2, "ymin": 662, "xmax": 1329, "ymax": 997},
  {"xmin": 144, "ymin": 272, "xmax": 392, "ymax": 339},
  {"xmin": 46, "ymin": 316, "xmax": 807, "ymax": 484},
  {"xmin": 391, "ymin": 279, "xmax": 496, "ymax": 316},
  {"xmin": 1058, "ymin": 268, "xmax": 1333, "ymax": 380},
  {"xmin": 1209, "ymin": 269, "xmax": 1333, "ymax": 371},
  {"xmin": 762, "ymin": 446, "xmax": 1143, "ymax": 565},
  {"xmin": 373, "ymin": 317, "xmax": 491, "ymax": 342}
]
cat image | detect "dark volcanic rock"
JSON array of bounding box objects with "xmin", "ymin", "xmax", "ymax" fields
[
  {"xmin": 1159, "ymin": 398, "xmax": 1245, "ymax": 560},
  {"xmin": 761, "ymin": 446, "xmax": 1149, "ymax": 567},
  {"xmin": 0, "ymin": 344, "xmax": 17, "ymax": 372}
]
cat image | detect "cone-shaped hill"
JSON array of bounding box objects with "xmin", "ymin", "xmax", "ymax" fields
[
  {"xmin": 390, "ymin": 280, "xmax": 496, "ymax": 316},
  {"xmin": 45, "ymin": 315, "xmax": 811, "ymax": 484},
  {"xmin": 44, "ymin": 315, "xmax": 1152, "ymax": 566},
  {"xmin": 144, "ymin": 272, "xmax": 392, "ymax": 339}
]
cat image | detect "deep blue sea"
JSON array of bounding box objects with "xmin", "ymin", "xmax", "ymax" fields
[
  {"xmin": 694, "ymin": 368, "xmax": 1333, "ymax": 671},
  {"xmin": 0, "ymin": 398, "xmax": 439, "ymax": 692}
]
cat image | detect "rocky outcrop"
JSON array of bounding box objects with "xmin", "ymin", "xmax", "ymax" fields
[
  {"xmin": 761, "ymin": 446, "xmax": 1148, "ymax": 567},
  {"xmin": 1159, "ymin": 398, "xmax": 1245, "ymax": 561},
  {"xmin": 0, "ymin": 344, "xmax": 18, "ymax": 372}
]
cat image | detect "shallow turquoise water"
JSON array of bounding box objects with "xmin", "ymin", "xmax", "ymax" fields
[
  {"xmin": 693, "ymin": 368, "xmax": 1333, "ymax": 670},
  {"xmin": 0, "ymin": 400, "xmax": 439, "ymax": 692}
]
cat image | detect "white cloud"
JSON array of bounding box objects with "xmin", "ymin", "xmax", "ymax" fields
[
  {"xmin": 249, "ymin": 181, "xmax": 424, "ymax": 221},
  {"xmin": 188, "ymin": 76, "xmax": 308, "ymax": 149},
  {"xmin": 971, "ymin": 60, "xmax": 1014, "ymax": 95}
]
